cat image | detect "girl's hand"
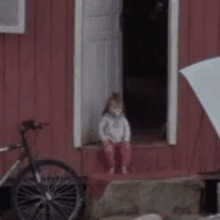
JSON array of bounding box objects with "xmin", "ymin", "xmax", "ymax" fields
[
  {"xmin": 103, "ymin": 136, "xmax": 113, "ymax": 145},
  {"xmin": 103, "ymin": 140, "xmax": 110, "ymax": 145},
  {"xmin": 123, "ymin": 140, "xmax": 130, "ymax": 149}
]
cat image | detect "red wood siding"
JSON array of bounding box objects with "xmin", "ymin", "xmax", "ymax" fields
[
  {"xmin": 1, "ymin": 0, "xmax": 219, "ymax": 190},
  {"xmin": 178, "ymin": 0, "xmax": 220, "ymax": 174},
  {"xmin": 0, "ymin": 0, "xmax": 81, "ymax": 177}
]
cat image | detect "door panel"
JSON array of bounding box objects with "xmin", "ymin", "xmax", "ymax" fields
[{"xmin": 81, "ymin": 0, "xmax": 122, "ymax": 144}]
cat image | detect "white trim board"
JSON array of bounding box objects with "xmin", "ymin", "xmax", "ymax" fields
[
  {"xmin": 73, "ymin": 0, "xmax": 84, "ymax": 148},
  {"xmin": 167, "ymin": 0, "xmax": 179, "ymax": 145},
  {"xmin": 73, "ymin": 0, "xmax": 179, "ymax": 147}
]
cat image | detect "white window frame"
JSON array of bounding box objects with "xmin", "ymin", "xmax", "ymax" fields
[
  {"xmin": 73, "ymin": 0, "xmax": 179, "ymax": 148},
  {"xmin": 0, "ymin": 0, "xmax": 26, "ymax": 34}
]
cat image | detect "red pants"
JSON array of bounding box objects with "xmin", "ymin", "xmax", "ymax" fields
[{"xmin": 104, "ymin": 141, "xmax": 131, "ymax": 167}]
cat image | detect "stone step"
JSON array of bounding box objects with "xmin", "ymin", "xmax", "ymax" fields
[
  {"xmin": 172, "ymin": 215, "xmax": 204, "ymax": 220},
  {"xmin": 86, "ymin": 170, "xmax": 194, "ymax": 200},
  {"xmin": 102, "ymin": 214, "xmax": 204, "ymax": 220},
  {"xmin": 86, "ymin": 175, "xmax": 205, "ymax": 220}
]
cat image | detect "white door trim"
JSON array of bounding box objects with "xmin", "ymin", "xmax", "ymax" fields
[
  {"xmin": 73, "ymin": 0, "xmax": 84, "ymax": 148},
  {"xmin": 167, "ymin": 0, "xmax": 179, "ymax": 145},
  {"xmin": 73, "ymin": 0, "xmax": 180, "ymax": 147}
]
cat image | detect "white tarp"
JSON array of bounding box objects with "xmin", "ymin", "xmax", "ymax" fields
[{"xmin": 180, "ymin": 57, "xmax": 220, "ymax": 139}]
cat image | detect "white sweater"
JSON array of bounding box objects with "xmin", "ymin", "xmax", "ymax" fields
[{"xmin": 98, "ymin": 113, "xmax": 131, "ymax": 143}]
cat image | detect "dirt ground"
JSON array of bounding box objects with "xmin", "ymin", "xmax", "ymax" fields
[{"xmin": 0, "ymin": 210, "xmax": 204, "ymax": 220}]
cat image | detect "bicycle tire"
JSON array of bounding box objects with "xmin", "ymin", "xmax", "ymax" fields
[{"xmin": 11, "ymin": 159, "xmax": 85, "ymax": 220}]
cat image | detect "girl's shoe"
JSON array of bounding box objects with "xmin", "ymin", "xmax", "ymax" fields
[
  {"xmin": 109, "ymin": 167, "xmax": 115, "ymax": 174},
  {"xmin": 122, "ymin": 166, "xmax": 128, "ymax": 174}
]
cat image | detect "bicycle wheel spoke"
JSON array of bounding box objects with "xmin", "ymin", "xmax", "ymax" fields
[
  {"xmin": 34, "ymin": 210, "xmax": 44, "ymax": 220},
  {"xmin": 54, "ymin": 192, "xmax": 77, "ymax": 200},
  {"xmin": 18, "ymin": 200, "xmax": 42, "ymax": 210},
  {"xmin": 53, "ymin": 199, "xmax": 76, "ymax": 210},
  {"xmin": 49, "ymin": 202, "xmax": 68, "ymax": 220},
  {"xmin": 50, "ymin": 175, "xmax": 66, "ymax": 195},
  {"xmin": 55, "ymin": 180, "xmax": 76, "ymax": 192},
  {"xmin": 37, "ymin": 167, "xmax": 75, "ymax": 196},
  {"xmin": 53, "ymin": 186, "xmax": 76, "ymax": 198},
  {"xmin": 18, "ymin": 193, "xmax": 43, "ymax": 200},
  {"xmin": 45, "ymin": 203, "xmax": 50, "ymax": 220},
  {"xmin": 18, "ymin": 203, "xmax": 33, "ymax": 212},
  {"xmin": 55, "ymin": 184, "xmax": 76, "ymax": 194},
  {"xmin": 37, "ymin": 166, "xmax": 53, "ymax": 191},
  {"xmin": 38, "ymin": 203, "xmax": 50, "ymax": 220},
  {"xmin": 48, "ymin": 204, "xmax": 61, "ymax": 220},
  {"xmin": 29, "ymin": 201, "xmax": 44, "ymax": 219},
  {"xmin": 33, "ymin": 206, "xmax": 47, "ymax": 220},
  {"xmin": 51, "ymin": 206, "xmax": 72, "ymax": 220},
  {"xmin": 43, "ymin": 171, "xmax": 53, "ymax": 192},
  {"xmin": 52, "ymin": 179, "xmax": 76, "ymax": 196},
  {"xmin": 18, "ymin": 197, "xmax": 41, "ymax": 206},
  {"xmin": 54, "ymin": 197, "xmax": 76, "ymax": 206},
  {"xmin": 18, "ymin": 185, "xmax": 41, "ymax": 196},
  {"xmin": 20, "ymin": 178, "xmax": 44, "ymax": 196},
  {"xmin": 20, "ymin": 201, "xmax": 42, "ymax": 218}
]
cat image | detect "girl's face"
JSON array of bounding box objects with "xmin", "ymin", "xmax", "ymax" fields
[{"xmin": 109, "ymin": 101, "xmax": 122, "ymax": 117}]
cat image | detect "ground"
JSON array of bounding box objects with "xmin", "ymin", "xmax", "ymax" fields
[{"xmin": 0, "ymin": 175, "xmax": 214, "ymax": 220}]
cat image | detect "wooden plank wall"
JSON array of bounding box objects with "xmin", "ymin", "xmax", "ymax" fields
[
  {"xmin": 1, "ymin": 0, "xmax": 220, "ymax": 181},
  {"xmin": 0, "ymin": 0, "xmax": 81, "ymax": 177},
  {"xmin": 177, "ymin": 0, "xmax": 220, "ymax": 174}
]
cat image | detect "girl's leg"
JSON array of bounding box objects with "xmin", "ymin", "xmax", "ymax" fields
[
  {"xmin": 121, "ymin": 142, "xmax": 131, "ymax": 174},
  {"xmin": 104, "ymin": 142, "xmax": 115, "ymax": 173}
]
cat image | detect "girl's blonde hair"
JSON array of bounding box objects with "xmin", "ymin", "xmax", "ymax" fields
[{"xmin": 102, "ymin": 92, "xmax": 124, "ymax": 115}]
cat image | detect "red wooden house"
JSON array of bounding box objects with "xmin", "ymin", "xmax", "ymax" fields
[{"xmin": 0, "ymin": 0, "xmax": 220, "ymax": 203}]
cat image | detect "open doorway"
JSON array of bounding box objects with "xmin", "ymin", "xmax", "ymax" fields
[
  {"xmin": 122, "ymin": 0, "xmax": 168, "ymax": 143},
  {"xmin": 200, "ymin": 180, "xmax": 219, "ymax": 215},
  {"xmin": 74, "ymin": 0, "xmax": 179, "ymax": 148}
]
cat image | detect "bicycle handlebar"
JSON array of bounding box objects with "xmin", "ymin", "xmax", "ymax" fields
[{"xmin": 21, "ymin": 120, "xmax": 49, "ymax": 133}]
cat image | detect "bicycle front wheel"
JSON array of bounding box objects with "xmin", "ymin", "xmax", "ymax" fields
[{"xmin": 11, "ymin": 159, "xmax": 85, "ymax": 220}]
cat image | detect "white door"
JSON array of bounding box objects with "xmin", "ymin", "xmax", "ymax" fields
[{"xmin": 81, "ymin": 0, "xmax": 122, "ymax": 145}]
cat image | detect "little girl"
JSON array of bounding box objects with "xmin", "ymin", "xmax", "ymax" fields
[{"xmin": 98, "ymin": 92, "xmax": 131, "ymax": 174}]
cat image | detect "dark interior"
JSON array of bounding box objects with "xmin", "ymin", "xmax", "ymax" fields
[
  {"xmin": 122, "ymin": 0, "xmax": 168, "ymax": 142},
  {"xmin": 200, "ymin": 180, "xmax": 219, "ymax": 215}
]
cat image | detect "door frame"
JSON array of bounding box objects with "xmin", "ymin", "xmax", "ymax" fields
[
  {"xmin": 74, "ymin": 0, "xmax": 84, "ymax": 148},
  {"xmin": 167, "ymin": 0, "xmax": 179, "ymax": 145},
  {"xmin": 73, "ymin": 0, "xmax": 179, "ymax": 147}
]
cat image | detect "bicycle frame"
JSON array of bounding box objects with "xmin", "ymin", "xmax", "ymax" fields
[
  {"xmin": 0, "ymin": 121, "xmax": 85, "ymax": 220},
  {"xmin": 0, "ymin": 129, "xmax": 36, "ymax": 187}
]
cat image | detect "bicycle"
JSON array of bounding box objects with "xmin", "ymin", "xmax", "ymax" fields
[{"xmin": 0, "ymin": 120, "xmax": 85, "ymax": 220}]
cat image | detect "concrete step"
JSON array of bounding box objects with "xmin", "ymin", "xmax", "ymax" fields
[
  {"xmin": 0, "ymin": 211, "xmax": 205, "ymax": 220},
  {"xmin": 86, "ymin": 175, "xmax": 205, "ymax": 220},
  {"xmin": 103, "ymin": 214, "xmax": 204, "ymax": 220}
]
